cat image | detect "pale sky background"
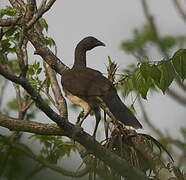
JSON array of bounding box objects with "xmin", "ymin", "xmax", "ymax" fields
[{"xmin": 1, "ymin": 0, "xmax": 186, "ymax": 179}]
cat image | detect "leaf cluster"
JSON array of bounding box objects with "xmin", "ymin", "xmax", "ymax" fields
[
  {"xmin": 30, "ymin": 135, "xmax": 76, "ymax": 163},
  {"xmin": 28, "ymin": 61, "xmax": 43, "ymax": 91},
  {"xmin": 0, "ymin": 6, "xmax": 17, "ymax": 18},
  {"xmin": 0, "ymin": 135, "xmax": 33, "ymax": 179},
  {"xmin": 118, "ymin": 49, "xmax": 186, "ymax": 99},
  {"xmin": 121, "ymin": 24, "xmax": 186, "ymax": 55}
]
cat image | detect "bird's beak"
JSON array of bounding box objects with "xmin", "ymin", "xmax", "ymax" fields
[{"xmin": 97, "ymin": 41, "xmax": 106, "ymax": 47}]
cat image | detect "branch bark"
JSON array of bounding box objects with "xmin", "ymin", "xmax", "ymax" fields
[
  {"xmin": 0, "ymin": 114, "xmax": 65, "ymax": 136},
  {"xmin": 0, "ymin": 17, "xmax": 21, "ymax": 26},
  {"xmin": 27, "ymin": 28, "xmax": 68, "ymax": 75},
  {"xmin": 44, "ymin": 63, "xmax": 68, "ymax": 119}
]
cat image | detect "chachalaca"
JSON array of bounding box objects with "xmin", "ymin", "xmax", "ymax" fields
[{"xmin": 61, "ymin": 36, "xmax": 142, "ymax": 136}]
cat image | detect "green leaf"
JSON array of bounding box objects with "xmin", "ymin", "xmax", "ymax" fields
[
  {"xmin": 0, "ymin": 6, "xmax": 16, "ymax": 17},
  {"xmin": 39, "ymin": 18, "xmax": 48, "ymax": 32},
  {"xmin": 1, "ymin": 39, "xmax": 11, "ymax": 52},
  {"xmin": 158, "ymin": 137, "xmax": 169, "ymax": 147},
  {"xmin": 119, "ymin": 75, "xmax": 134, "ymax": 97},
  {"xmin": 28, "ymin": 65, "xmax": 35, "ymax": 75},
  {"xmin": 8, "ymin": 59, "xmax": 20, "ymax": 73},
  {"xmin": 140, "ymin": 62, "xmax": 150, "ymax": 81},
  {"xmin": 133, "ymin": 69, "xmax": 149, "ymax": 99},
  {"xmin": 129, "ymin": 104, "xmax": 136, "ymax": 115},
  {"xmin": 5, "ymin": 26, "xmax": 18, "ymax": 37},
  {"xmin": 44, "ymin": 37, "xmax": 56, "ymax": 47},
  {"xmin": 159, "ymin": 36, "xmax": 176, "ymax": 50},
  {"xmin": 150, "ymin": 65, "xmax": 161, "ymax": 85},
  {"xmin": 7, "ymin": 98, "xmax": 18, "ymax": 111},
  {"xmin": 36, "ymin": 67, "xmax": 42, "ymax": 74},
  {"xmin": 33, "ymin": 61, "xmax": 40, "ymax": 70},
  {"xmin": 157, "ymin": 61, "xmax": 176, "ymax": 93},
  {"xmin": 172, "ymin": 49, "xmax": 186, "ymax": 80}
]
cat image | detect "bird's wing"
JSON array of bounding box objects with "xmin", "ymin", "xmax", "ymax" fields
[
  {"xmin": 62, "ymin": 67, "xmax": 142, "ymax": 129},
  {"xmin": 61, "ymin": 67, "xmax": 114, "ymax": 97}
]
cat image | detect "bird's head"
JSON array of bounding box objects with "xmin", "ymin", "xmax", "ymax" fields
[{"xmin": 76, "ymin": 36, "xmax": 105, "ymax": 51}]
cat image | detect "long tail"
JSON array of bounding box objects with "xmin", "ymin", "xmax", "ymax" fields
[{"xmin": 100, "ymin": 94, "xmax": 142, "ymax": 129}]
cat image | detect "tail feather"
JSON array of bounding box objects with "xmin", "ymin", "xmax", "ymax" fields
[{"xmin": 101, "ymin": 95, "xmax": 142, "ymax": 129}]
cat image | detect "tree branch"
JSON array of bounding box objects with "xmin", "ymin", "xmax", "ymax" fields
[
  {"xmin": 141, "ymin": 0, "xmax": 169, "ymax": 58},
  {"xmin": 27, "ymin": 28, "xmax": 68, "ymax": 75},
  {"xmin": 172, "ymin": 0, "xmax": 186, "ymax": 23},
  {"xmin": 44, "ymin": 63, "xmax": 68, "ymax": 119},
  {"xmin": 0, "ymin": 17, "xmax": 21, "ymax": 27},
  {"xmin": 0, "ymin": 114, "xmax": 65, "ymax": 136},
  {"xmin": 166, "ymin": 88, "xmax": 186, "ymax": 106},
  {"xmin": 26, "ymin": 0, "xmax": 56, "ymax": 28}
]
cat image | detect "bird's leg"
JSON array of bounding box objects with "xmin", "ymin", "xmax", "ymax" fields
[
  {"xmin": 76, "ymin": 111, "xmax": 84, "ymax": 124},
  {"xmin": 76, "ymin": 108, "xmax": 91, "ymax": 126},
  {"xmin": 92, "ymin": 107, "xmax": 101, "ymax": 137},
  {"xmin": 103, "ymin": 110, "xmax": 109, "ymax": 139}
]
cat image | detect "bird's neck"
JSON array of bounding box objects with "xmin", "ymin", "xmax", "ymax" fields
[{"xmin": 74, "ymin": 46, "xmax": 87, "ymax": 67}]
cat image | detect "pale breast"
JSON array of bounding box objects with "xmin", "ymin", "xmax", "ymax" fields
[{"xmin": 65, "ymin": 90, "xmax": 90, "ymax": 113}]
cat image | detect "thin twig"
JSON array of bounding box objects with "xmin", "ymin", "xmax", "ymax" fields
[
  {"xmin": 44, "ymin": 63, "xmax": 68, "ymax": 119},
  {"xmin": 172, "ymin": 0, "xmax": 186, "ymax": 23},
  {"xmin": 141, "ymin": 0, "xmax": 169, "ymax": 58},
  {"xmin": 41, "ymin": 88, "xmax": 56, "ymax": 107},
  {"xmin": 166, "ymin": 88, "xmax": 186, "ymax": 106},
  {"xmin": 14, "ymin": 142, "xmax": 90, "ymax": 177},
  {"xmin": 26, "ymin": 0, "xmax": 56, "ymax": 28}
]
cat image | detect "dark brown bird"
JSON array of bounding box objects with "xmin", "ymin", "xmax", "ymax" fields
[{"xmin": 61, "ymin": 36, "xmax": 142, "ymax": 136}]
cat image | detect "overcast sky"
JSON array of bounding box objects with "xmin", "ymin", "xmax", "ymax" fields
[{"xmin": 1, "ymin": 0, "xmax": 186, "ymax": 138}]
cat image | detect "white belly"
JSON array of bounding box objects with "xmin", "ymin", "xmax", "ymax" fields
[{"xmin": 65, "ymin": 91, "xmax": 90, "ymax": 113}]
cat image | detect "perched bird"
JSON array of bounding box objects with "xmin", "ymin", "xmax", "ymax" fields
[{"xmin": 61, "ymin": 36, "xmax": 142, "ymax": 136}]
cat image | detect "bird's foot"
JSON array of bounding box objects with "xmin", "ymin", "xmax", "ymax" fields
[{"xmin": 76, "ymin": 111, "xmax": 85, "ymax": 126}]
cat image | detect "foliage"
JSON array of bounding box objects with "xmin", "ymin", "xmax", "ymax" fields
[
  {"xmin": 0, "ymin": 135, "xmax": 34, "ymax": 179},
  {"xmin": 121, "ymin": 24, "xmax": 186, "ymax": 56},
  {"xmin": 28, "ymin": 61, "xmax": 43, "ymax": 90},
  {"xmin": 30, "ymin": 135, "xmax": 76, "ymax": 163},
  {"xmin": 117, "ymin": 49, "xmax": 186, "ymax": 99}
]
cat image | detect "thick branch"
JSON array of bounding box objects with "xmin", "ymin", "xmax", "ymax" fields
[
  {"xmin": 0, "ymin": 67, "xmax": 149, "ymax": 180},
  {"xmin": 0, "ymin": 17, "xmax": 21, "ymax": 26},
  {"xmin": 0, "ymin": 114, "xmax": 65, "ymax": 136},
  {"xmin": 27, "ymin": 28, "xmax": 68, "ymax": 75}
]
